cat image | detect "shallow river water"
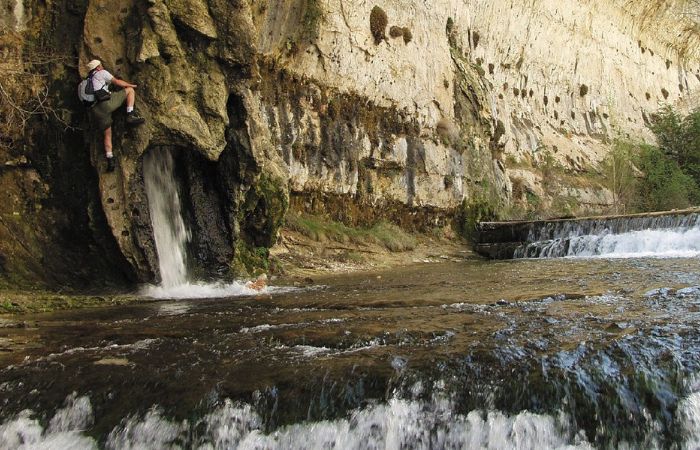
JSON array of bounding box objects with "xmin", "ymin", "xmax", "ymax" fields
[{"xmin": 3, "ymin": 256, "xmax": 700, "ymax": 448}]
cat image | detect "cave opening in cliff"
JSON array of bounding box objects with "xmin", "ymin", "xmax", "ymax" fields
[{"xmin": 142, "ymin": 146, "xmax": 233, "ymax": 287}]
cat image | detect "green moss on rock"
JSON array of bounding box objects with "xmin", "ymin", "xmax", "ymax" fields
[
  {"xmin": 455, "ymin": 197, "xmax": 499, "ymax": 242},
  {"xmin": 232, "ymin": 172, "xmax": 288, "ymax": 276},
  {"xmin": 240, "ymin": 173, "xmax": 289, "ymax": 248},
  {"xmin": 232, "ymin": 242, "xmax": 271, "ymax": 277}
]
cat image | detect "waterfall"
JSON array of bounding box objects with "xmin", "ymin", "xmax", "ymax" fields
[
  {"xmin": 143, "ymin": 150, "xmax": 190, "ymax": 287},
  {"xmin": 513, "ymin": 212, "xmax": 700, "ymax": 258},
  {"xmin": 141, "ymin": 149, "xmax": 275, "ymax": 299}
]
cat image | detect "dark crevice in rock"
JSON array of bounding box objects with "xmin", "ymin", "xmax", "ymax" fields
[
  {"xmin": 179, "ymin": 150, "xmax": 234, "ymax": 279},
  {"xmin": 0, "ymin": 0, "xmax": 137, "ymax": 290}
]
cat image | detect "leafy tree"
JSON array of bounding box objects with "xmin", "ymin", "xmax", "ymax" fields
[
  {"xmin": 650, "ymin": 106, "xmax": 700, "ymax": 185},
  {"xmin": 634, "ymin": 144, "xmax": 699, "ymax": 211}
]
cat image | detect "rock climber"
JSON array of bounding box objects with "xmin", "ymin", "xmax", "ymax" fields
[{"xmin": 78, "ymin": 59, "xmax": 145, "ymax": 172}]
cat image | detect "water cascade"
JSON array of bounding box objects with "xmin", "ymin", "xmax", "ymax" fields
[
  {"xmin": 143, "ymin": 149, "xmax": 191, "ymax": 288},
  {"xmin": 476, "ymin": 210, "xmax": 700, "ymax": 259},
  {"xmin": 507, "ymin": 212, "xmax": 700, "ymax": 258}
]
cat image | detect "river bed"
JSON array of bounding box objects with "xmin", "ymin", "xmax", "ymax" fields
[{"xmin": 2, "ymin": 257, "xmax": 700, "ymax": 448}]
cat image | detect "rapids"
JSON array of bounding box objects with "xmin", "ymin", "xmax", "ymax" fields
[
  {"xmin": 513, "ymin": 212, "xmax": 700, "ymax": 259},
  {"xmin": 2, "ymin": 257, "xmax": 700, "ymax": 449}
]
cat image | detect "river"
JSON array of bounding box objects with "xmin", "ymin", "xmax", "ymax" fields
[{"xmin": 2, "ymin": 255, "xmax": 700, "ymax": 449}]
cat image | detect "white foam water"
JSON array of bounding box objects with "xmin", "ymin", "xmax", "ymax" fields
[
  {"xmin": 141, "ymin": 281, "xmax": 299, "ymax": 300},
  {"xmin": 0, "ymin": 394, "xmax": 597, "ymax": 450},
  {"xmin": 0, "ymin": 394, "xmax": 95, "ymax": 450},
  {"xmin": 566, "ymin": 227, "xmax": 700, "ymax": 259},
  {"xmin": 516, "ymin": 224, "xmax": 700, "ymax": 259},
  {"xmin": 142, "ymin": 280, "xmax": 258, "ymax": 299},
  {"xmin": 15, "ymin": 382, "xmax": 700, "ymax": 449}
]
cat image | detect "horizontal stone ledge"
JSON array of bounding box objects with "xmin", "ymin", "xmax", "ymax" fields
[{"xmin": 479, "ymin": 207, "xmax": 700, "ymax": 229}]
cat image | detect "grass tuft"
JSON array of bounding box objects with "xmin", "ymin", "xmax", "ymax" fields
[
  {"xmin": 368, "ymin": 222, "xmax": 417, "ymax": 251},
  {"xmin": 285, "ymin": 214, "xmax": 416, "ymax": 252}
]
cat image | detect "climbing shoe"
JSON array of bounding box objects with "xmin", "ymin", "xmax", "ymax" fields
[
  {"xmin": 126, "ymin": 110, "xmax": 145, "ymax": 125},
  {"xmin": 106, "ymin": 157, "xmax": 115, "ymax": 172}
]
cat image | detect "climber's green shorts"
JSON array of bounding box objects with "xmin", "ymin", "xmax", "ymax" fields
[{"xmin": 90, "ymin": 90, "xmax": 127, "ymax": 131}]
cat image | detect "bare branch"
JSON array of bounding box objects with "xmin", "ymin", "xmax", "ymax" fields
[{"xmin": 0, "ymin": 35, "xmax": 79, "ymax": 151}]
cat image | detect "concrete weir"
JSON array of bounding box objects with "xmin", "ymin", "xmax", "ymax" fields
[{"xmin": 474, "ymin": 208, "xmax": 700, "ymax": 259}]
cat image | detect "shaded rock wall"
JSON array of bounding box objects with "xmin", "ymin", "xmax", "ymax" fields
[{"xmin": 0, "ymin": 0, "xmax": 136, "ymax": 288}]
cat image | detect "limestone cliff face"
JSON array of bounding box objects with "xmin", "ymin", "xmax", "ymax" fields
[
  {"xmin": 460, "ymin": 0, "xmax": 700, "ymax": 208},
  {"xmin": 1, "ymin": 0, "xmax": 699, "ymax": 285},
  {"xmin": 272, "ymin": 0, "xmax": 700, "ymax": 209}
]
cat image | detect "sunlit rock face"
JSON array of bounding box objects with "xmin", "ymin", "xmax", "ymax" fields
[{"xmin": 249, "ymin": 0, "xmax": 700, "ymax": 208}]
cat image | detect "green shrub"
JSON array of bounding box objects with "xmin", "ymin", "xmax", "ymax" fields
[
  {"xmin": 634, "ymin": 144, "xmax": 699, "ymax": 211},
  {"xmin": 650, "ymin": 106, "xmax": 700, "ymax": 184},
  {"xmin": 602, "ymin": 140, "xmax": 638, "ymax": 214},
  {"xmin": 370, "ymin": 6, "xmax": 388, "ymax": 44},
  {"xmin": 539, "ymin": 150, "xmax": 563, "ymax": 192},
  {"xmin": 602, "ymin": 115, "xmax": 700, "ymax": 214},
  {"xmin": 455, "ymin": 198, "xmax": 499, "ymax": 241}
]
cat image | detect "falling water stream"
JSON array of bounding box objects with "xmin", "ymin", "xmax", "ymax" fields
[
  {"xmin": 143, "ymin": 150, "xmax": 190, "ymax": 288},
  {"xmin": 2, "ymin": 209, "xmax": 700, "ymax": 448}
]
